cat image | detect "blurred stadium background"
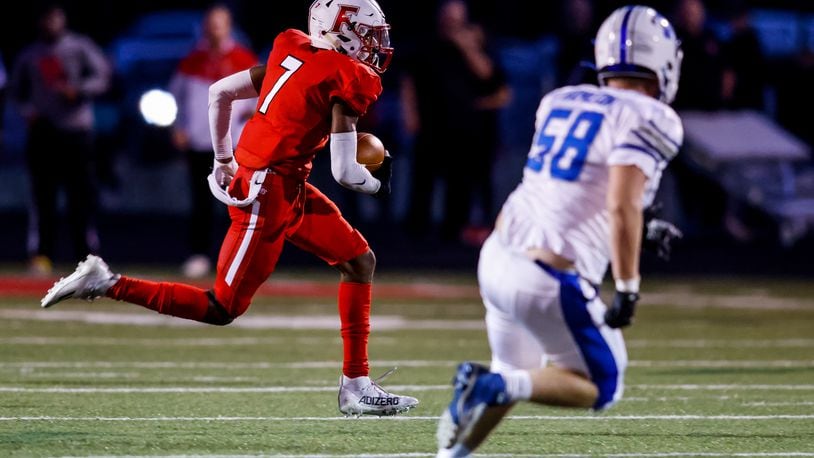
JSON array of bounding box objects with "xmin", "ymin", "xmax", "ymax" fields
[{"xmin": 0, "ymin": 0, "xmax": 812, "ymax": 276}]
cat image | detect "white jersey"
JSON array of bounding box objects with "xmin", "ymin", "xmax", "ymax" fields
[{"xmin": 496, "ymin": 84, "xmax": 683, "ymax": 284}]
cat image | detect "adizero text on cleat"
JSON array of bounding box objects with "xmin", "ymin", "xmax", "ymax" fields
[{"xmin": 338, "ymin": 371, "xmax": 419, "ymax": 416}]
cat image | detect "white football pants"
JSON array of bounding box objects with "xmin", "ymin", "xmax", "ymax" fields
[{"xmin": 477, "ymin": 233, "xmax": 628, "ymax": 410}]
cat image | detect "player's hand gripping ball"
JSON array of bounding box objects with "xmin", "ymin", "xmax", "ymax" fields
[{"xmin": 356, "ymin": 132, "xmax": 386, "ymax": 172}]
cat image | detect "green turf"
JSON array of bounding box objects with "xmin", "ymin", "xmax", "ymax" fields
[{"xmin": 1, "ymin": 273, "xmax": 813, "ymax": 457}]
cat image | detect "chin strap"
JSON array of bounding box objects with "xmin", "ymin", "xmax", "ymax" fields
[{"xmin": 310, "ymin": 33, "xmax": 341, "ymax": 52}]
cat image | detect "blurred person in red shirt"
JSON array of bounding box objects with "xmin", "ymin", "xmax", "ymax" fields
[{"xmin": 169, "ymin": 5, "xmax": 258, "ymax": 279}]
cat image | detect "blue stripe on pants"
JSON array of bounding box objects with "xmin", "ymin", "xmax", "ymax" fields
[{"xmin": 535, "ymin": 261, "xmax": 619, "ymax": 409}]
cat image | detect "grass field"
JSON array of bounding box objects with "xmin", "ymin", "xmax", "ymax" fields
[{"xmin": 1, "ymin": 269, "xmax": 813, "ymax": 457}]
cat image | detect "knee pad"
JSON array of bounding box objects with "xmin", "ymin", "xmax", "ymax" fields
[{"xmin": 202, "ymin": 290, "xmax": 235, "ymax": 326}]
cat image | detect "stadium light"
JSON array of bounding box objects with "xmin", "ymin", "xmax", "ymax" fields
[{"xmin": 139, "ymin": 89, "xmax": 178, "ymax": 127}]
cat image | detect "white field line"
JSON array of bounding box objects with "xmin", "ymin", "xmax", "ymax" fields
[
  {"xmin": 24, "ymin": 371, "xmax": 141, "ymax": 379},
  {"xmin": 645, "ymin": 291, "xmax": 814, "ymax": 310},
  {"xmin": 69, "ymin": 455, "xmax": 436, "ymax": 458},
  {"xmin": 624, "ymin": 396, "xmax": 726, "ymax": 402},
  {"xmin": 591, "ymin": 455, "xmax": 814, "ymax": 458},
  {"xmin": 634, "ymin": 384, "xmax": 814, "ymax": 390},
  {"xmin": 67, "ymin": 455, "xmax": 439, "ymax": 458},
  {"xmin": 3, "ymin": 359, "xmax": 814, "ymax": 370},
  {"xmin": 0, "ymin": 360, "xmax": 459, "ymax": 369},
  {"xmin": 0, "ymin": 309, "xmax": 486, "ymax": 330},
  {"xmin": 628, "ymin": 360, "xmax": 814, "ymax": 368},
  {"xmin": 743, "ymin": 401, "xmax": 814, "ymax": 406},
  {"xmin": 5, "ymin": 336, "xmax": 814, "ymax": 349},
  {"xmin": 0, "ymin": 336, "xmax": 316, "ymax": 346},
  {"xmin": 23, "ymin": 372, "xmax": 256, "ymax": 383},
  {"xmin": 2, "ymin": 303, "xmax": 813, "ymax": 332},
  {"xmin": 0, "ymin": 385, "xmax": 447, "ymax": 393},
  {"xmin": 3, "ymin": 383, "xmax": 814, "ymax": 394},
  {"xmin": 59, "ymin": 454, "xmax": 814, "ymax": 458},
  {"xmin": 626, "ymin": 338, "xmax": 814, "ymax": 348},
  {"xmin": 0, "ymin": 380, "xmax": 769, "ymax": 402},
  {"xmin": 4, "ymin": 414, "xmax": 814, "ymax": 422},
  {"xmin": 190, "ymin": 376, "xmax": 259, "ymax": 383}
]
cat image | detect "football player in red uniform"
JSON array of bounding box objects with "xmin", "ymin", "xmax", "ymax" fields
[{"xmin": 41, "ymin": 0, "xmax": 418, "ymax": 417}]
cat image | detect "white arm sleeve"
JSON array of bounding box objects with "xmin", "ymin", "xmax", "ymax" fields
[
  {"xmin": 330, "ymin": 132, "xmax": 381, "ymax": 194},
  {"xmin": 208, "ymin": 69, "xmax": 258, "ymax": 161}
]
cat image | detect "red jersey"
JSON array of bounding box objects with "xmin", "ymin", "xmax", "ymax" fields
[
  {"xmin": 235, "ymin": 29, "xmax": 383, "ymax": 179},
  {"xmin": 177, "ymin": 42, "xmax": 258, "ymax": 82}
]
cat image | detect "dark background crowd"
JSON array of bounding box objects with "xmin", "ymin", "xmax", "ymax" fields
[{"xmin": 0, "ymin": 0, "xmax": 813, "ymax": 278}]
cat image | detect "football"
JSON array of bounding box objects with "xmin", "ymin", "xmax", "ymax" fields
[{"xmin": 356, "ymin": 132, "xmax": 385, "ymax": 172}]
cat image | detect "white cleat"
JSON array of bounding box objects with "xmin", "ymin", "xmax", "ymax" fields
[
  {"xmin": 338, "ymin": 370, "xmax": 419, "ymax": 417},
  {"xmin": 40, "ymin": 255, "xmax": 120, "ymax": 308}
]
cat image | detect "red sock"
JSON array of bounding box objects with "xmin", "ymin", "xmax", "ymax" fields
[
  {"xmin": 338, "ymin": 281, "xmax": 371, "ymax": 378},
  {"xmin": 107, "ymin": 276, "xmax": 210, "ymax": 322}
]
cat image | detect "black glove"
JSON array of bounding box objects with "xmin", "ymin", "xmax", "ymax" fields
[
  {"xmin": 642, "ymin": 202, "xmax": 682, "ymax": 261},
  {"xmin": 371, "ymin": 153, "xmax": 392, "ymax": 199},
  {"xmin": 644, "ymin": 219, "xmax": 683, "ymax": 260},
  {"xmin": 605, "ymin": 291, "xmax": 639, "ymax": 328}
]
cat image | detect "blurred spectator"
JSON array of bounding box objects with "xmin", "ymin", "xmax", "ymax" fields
[
  {"xmin": 0, "ymin": 52, "xmax": 6, "ymax": 93},
  {"xmin": 0, "ymin": 52, "xmax": 7, "ymax": 149},
  {"xmin": 717, "ymin": 3, "xmax": 770, "ymax": 241},
  {"xmin": 9, "ymin": 5, "xmax": 111, "ymax": 275},
  {"xmin": 775, "ymin": 49, "xmax": 814, "ymax": 148},
  {"xmin": 401, "ymin": 0, "xmax": 510, "ymax": 244},
  {"xmin": 720, "ymin": 3, "xmax": 767, "ymax": 111},
  {"xmin": 670, "ymin": 0, "xmax": 725, "ymax": 111},
  {"xmin": 554, "ymin": 0, "xmax": 597, "ymax": 87},
  {"xmin": 666, "ymin": 0, "xmax": 729, "ymax": 238},
  {"xmin": 168, "ymin": 4, "xmax": 258, "ymax": 278}
]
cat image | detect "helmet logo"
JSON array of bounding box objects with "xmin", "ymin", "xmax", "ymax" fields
[{"xmin": 331, "ymin": 5, "xmax": 360, "ymax": 33}]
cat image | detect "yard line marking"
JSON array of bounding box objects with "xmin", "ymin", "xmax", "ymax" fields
[
  {"xmin": 60, "ymin": 454, "xmax": 814, "ymax": 458},
  {"xmin": 0, "ymin": 385, "xmax": 448, "ymax": 393},
  {"xmin": 72, "ymin": 455, "xmax": 437, "ymax": 458},
  {"xmin": 190, "ymin": 376, "xmax": 259, "ymax": 383},
  {"xmin": 68, "ymin": 455, "xmax": 438, "ymax": 458},
  {"xmin": 0, "ymin": 360, "xmax": 460, "ymax": 369},
  {"xmin": 4, "ymin": 334, "xmax": 814, "ymax": 349},
  {"xmin": 623, "ymin": 396, "xmax": 731, "ymax": 402},
  {"xmin": 629, "ymin": 360, "xmax": 814, "ymax": 368},
  {"xmin": 598, "ymin": 455, "xmax": 814, "ymax": 458},
  {"xmin": 0, "ymin": 336, "xmax": 296, "ymax": 346},
  {"xmin": 627, "ymin": 338, "xmax": 814, "ymax": 348},
  {"xmin": 4, "ymin": 414, "xmax": 814, "ymax": 421},
  {"xmin": 0, "ymin": 276, "xmax": 481, "ymax": 300},
  {"xmin": 24, "ymin": 371, "xmax": 140, "ymax": 379},
  {"xmin": 645, "ymin": 291, "xmax": 814, "ymax": 310},
  {"xmin": 4, "ymin": 359, "xmax": 813, "ymax": 370},
  {"xmin": 6, "ymin": 336, "xmax": 814, "ymax": 352},
  {"xmin": 0, "ymin": 309, "xmax": 485, "ymax": 330},
  {"xmin": 633, "ymin": 384, "xmax": 814, "ymax": 391},
  {"xmin": 4, "ymin": 383, "xmax": 814, "ymax": 393},
  {"xmin": 743, "ymin": 401, "xmax": 814, "ymax": 406},
  {"xmin": 25, "ymin": 372, "xmax": 257, "ymax": 383}
]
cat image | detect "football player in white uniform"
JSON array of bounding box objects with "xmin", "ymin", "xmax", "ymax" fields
[{"xmin": 436, "ymin": 6, "xmax": 684, "ymax": 457}]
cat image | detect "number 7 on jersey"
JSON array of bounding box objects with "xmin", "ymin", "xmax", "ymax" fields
[{"xmin": 258, "ymin": 55, "xmax": 304, "ymax": 114}]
